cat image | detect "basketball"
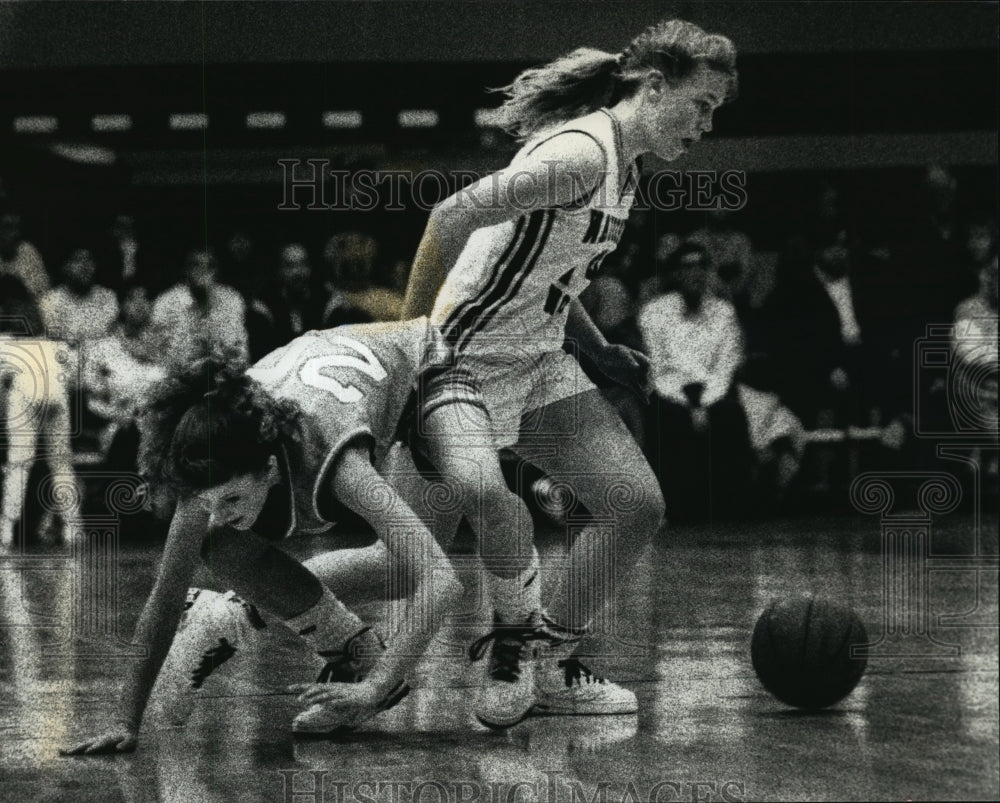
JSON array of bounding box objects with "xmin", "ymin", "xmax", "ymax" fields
[{"xmin": 751, "ymin": 595, "xmax": 868, "ymax": 709}]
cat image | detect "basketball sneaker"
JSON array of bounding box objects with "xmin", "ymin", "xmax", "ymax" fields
[
  {"xmin": 533, "ymin": 657, "xmax": 637, "ymax": 716},
  {"xmin": 291, "ymin": 627, "xmax": 410, "ymax": 735},
  {"xmin": 530, "ymin": 614, "xmax": 638, "ymax": 717},
  {"xmin": 469, "ymin": 612, "xmax": 551, "ymax": 729},
  {"xmin": 158, "ymin": 588, "xmax": 267, "ymax": 724}
]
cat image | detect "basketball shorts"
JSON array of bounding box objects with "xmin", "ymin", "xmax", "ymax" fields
[{"xmin": 419, "ymin": 346, "xmax": 596, "ymax": 448}]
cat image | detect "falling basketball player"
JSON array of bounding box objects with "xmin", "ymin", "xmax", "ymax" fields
[{"xmin": 61, "ymin": 319, "xmax": 468, "ymax": 754}]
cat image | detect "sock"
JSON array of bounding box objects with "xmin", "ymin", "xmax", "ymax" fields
[
  {"xmin": 486, "ymin": 547, "xmax": 541, "ymax": 625},
  {"xmin": 284, "ymin": 586, "xmax": 368, "ymax": 656}
]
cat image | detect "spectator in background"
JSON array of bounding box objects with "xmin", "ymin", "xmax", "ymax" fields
[
  {"xmin": 638, "ymin": 241, "xmax": 750, "ymax": 519},
  {"xmin": 97, "ymin": 214, "xmax": 143, "ymax": 294},
  {"xmin": 952, "ymin": 255, "xmax": 998, "ymax": 437},
  {"xmin": 152, "ymin": 248, "xmax": 248, "ymax": 369},
  {"xmin": 218, "ymin": 229, "xmax": 261, "ymax": 301},
  {"xmin": 1, "ymin": 276, "xmax": 81, "ymax": 547},
  {"xmin": 40, "ymin": 247, "xmax": 118, "ymax": 387},
  {"xmin": 321, "ymin": 232, "xmax": 402, "ymax": 324},
  {"xmin": 83, "ymin": 282, "xmax": 167, "ymax": 470},
  {"xmin": 0, "ymin": 206, "xmax": 50, "ymax": 302},
  {"xmin": 637, "ymin": 232, "xmax": 681, "ymax": 307},
  {"xmin": 963, "ymin": 214, "xmax": 997, "ymax": 286},
  {"xmin": 688, "ymin": 209, "xmax": 753, "ymax": 301},
  {"xmin": 893, "ymin": 165, "xmax": 976, "ymax": 338},
  {"xmin": 776, "ymin": 182, "xmax": 848, "ymax": 317},
  {"xmin": 770, "ymin": 228, "xmax": 876, "ymax": 429},
  {"xmin": 247, "ymin": 243, "xmax": 327, "ymax": 361}
]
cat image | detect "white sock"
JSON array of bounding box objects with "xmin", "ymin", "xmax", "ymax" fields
[
  {"xmin": 284, "ymin": 587, "xmax": 367, "ymax": 656},
  {"xmin": 486, "ymin": 547, "xmax": 541, "ymax": 625}
]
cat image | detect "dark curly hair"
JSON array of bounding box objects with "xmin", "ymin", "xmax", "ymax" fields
[{"xmin": 138, "ymin": 349, "xmax": 301, "ymax": 492}]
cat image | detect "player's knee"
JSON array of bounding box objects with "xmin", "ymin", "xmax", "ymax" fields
[{"xmin": 615, "ymin": 472, "xmax": 665, "ymax": 537}]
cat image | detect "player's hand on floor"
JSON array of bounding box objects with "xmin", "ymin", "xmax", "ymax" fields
[
  {"xmin": 595, "ymin": 344, "xmax": 652, "ymax": 400},
  {"xmin": 60, "ymin": 723, "xmax": 138, "ymax": 756},
  {"xmin": 288, "ymin": 679, "xmax": 382, "ymax": 710}
]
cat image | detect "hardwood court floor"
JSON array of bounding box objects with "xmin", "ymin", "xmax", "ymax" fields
[{"xmin": 1, "ymin": 513, "xmax": 997, "ymax": 802}]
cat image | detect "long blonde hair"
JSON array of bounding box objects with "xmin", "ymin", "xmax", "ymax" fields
[{"xmin": 492, "ymin": 19, "xmax": 738, "ymax": 142}]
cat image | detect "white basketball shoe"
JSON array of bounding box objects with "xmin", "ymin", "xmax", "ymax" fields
[
  {"xmin": 157, "ymin": 588, "xmax": 267, "ymax": 724},
  {"xmin": 469, "ymin": 613, "xmax": 542, "ymax": 729},
  {"xmin": 530, "ymin": 615, "xmax": 637, "ymax": 716}
]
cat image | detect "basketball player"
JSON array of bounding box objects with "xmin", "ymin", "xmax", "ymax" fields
[
  {"xmin": 401, "ymin": 19, "xmax": 738, "ymax": 726},
  {"xmin": 61, "ymin": 319, "xmax": 465, "ymax": 754}
]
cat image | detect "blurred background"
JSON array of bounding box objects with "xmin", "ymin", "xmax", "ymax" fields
[{"xmin": 0, "ymin": 1, "xmax": 996, "ymax": 527}]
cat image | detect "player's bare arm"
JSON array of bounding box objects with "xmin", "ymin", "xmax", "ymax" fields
[
  {"xmin": 290, "ymin": 444, "xmax": 463, "ymax": 708},
  {"xmin": 60, "ymin": 498, "xmax": 210, "ymax": 755},
  {"xmin": 401, "ymin": 133, "xmax": 606, "ymax": 319}
]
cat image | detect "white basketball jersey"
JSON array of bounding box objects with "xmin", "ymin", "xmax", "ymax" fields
[{"xmin": 432, "ymin": 109, "xmax": 637, "ymax": 355}]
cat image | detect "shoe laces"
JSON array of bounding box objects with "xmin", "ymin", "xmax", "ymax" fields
[
  {"xmin": 316, "ymin": 626, "xmax": 378, "ymax": 684},
  {"xmin": 558, "ymin": 658, "xmax": 606, "ymax": 688},
  {"xmin": 468, "ymin": 623, "xmax": 539, "ymax": 683}
]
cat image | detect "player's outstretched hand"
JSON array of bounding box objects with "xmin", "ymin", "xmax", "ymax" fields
[
  {"xmin": 594, "ymin": 344, "xmax": 652, "ymax": 401},
  {"xmin": 288, "ymin": 679, "xmax": 382, "ymax": 710},
  {"xmin": 60, "ymin": 723, "xmax": 138, "ymax": 756}
]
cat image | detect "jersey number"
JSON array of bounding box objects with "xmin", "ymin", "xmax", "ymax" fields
[{"xmin": 254, "ymin": 335, "xmax": 387, "ymax": 404}]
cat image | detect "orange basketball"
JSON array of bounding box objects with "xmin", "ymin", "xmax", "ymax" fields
[{"xmin": 751, "ymin": 595, "xmax": 868, "ymax": 709}]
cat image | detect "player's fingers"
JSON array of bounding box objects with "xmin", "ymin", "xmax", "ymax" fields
[
  {"xmin": 299, "ymin": 685, "xmax": 351, "ymax": 704},
  {"xmin": 59, "ymin": 742, "xmax": 91, "ymax": 756},
  {"xmin": 298, "ymin": 688, "xmax": 340, "ymax": 704}
]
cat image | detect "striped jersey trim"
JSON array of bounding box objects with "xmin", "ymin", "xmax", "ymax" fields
[
  {"xmin": 443, "ymin": 208, "xmax": 555, "ymax": 352},
  {"xmin": 442, "ymin": 214, "xmax": 527, "ymax": 346}
]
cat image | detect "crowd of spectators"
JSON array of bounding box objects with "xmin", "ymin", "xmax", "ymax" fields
[
  {"xmin": 1, "ymin": 197, "xmax": 405, "ymax": 515},
  {"xmin": 581, "ymin": 165, "xmax": 998, "ymax": 519},
  {"xmin": 1, "ymin": 162, "xmax": 997, "ymax": 526}
]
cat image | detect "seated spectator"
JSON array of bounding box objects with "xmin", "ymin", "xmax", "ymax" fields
[
  {"xmin": 82, "ymin": 283, "xmax": 167, "ymax": 468},
  {"xmin": 637, "ymin": 232, "xmax": 681, "ymax": 307},
  {"xmin": 688, "ymin": 209, "xmax": 753, "ymax": 301},
  {"xmin": 771, "ymin": 227, "xmax": 914, "ymax": 493},
  {"xmin": 96, "ymin": 213, "xmax": 144, "ymax": 294},
  {"xmin": 962, "ymin": 214, "xmax": 997, "ymax": 289},
  {"xmin": 891, "ymin": 165, "xmax": 975, "ymax": 344},
  {"xmin": 952, "ymin": 255, "xmax": 998, "ymax": 436},
  {"xmin": 247, "ymin": 243, "xmax": 328, "ymax": 360},
  {"xmin": 322, "ymin": 232, "xmax": 402, "ymax": 324},
  {"xmin": 638, "ymin": 241, "xmax": 752, "ymax": 520},
  {"xmin": 218, "ymin": 229, "xmax": 261, "ymax": 301},
  {"xmin": 40, "ymin": 247, "xmax": 118, "ymax": 387},
  {"xmin": 152, "ymin": 248, "xmax": 248, "ymax": 369},
  {"xmin": 0, "ymin": 205, "xmax": 50, "ymax": 302},
  {"xmin": 771, "ymin": 228, "xmax": 875, "ymax": 429}
]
